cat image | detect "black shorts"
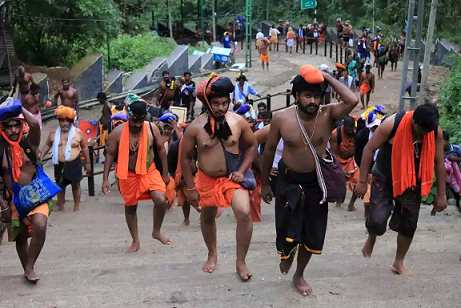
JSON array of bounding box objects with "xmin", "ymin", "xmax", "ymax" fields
[
  {"xmin": 275, "ymin": 160, "xmax": 328, "ymax": 259},
  {"xmin": 366, "ymin": 175, "xmax": 421, "ymax": 238},
  {"xmin": 54, "ymin": 157, "xmax": 83, "ymax": 188},
  {"xmin": 343, "ymin": 35, "xmax": 350, "ymax": 42}
]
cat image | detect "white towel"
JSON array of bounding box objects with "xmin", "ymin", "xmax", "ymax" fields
[{"xmin": 52, "ymin": 125, "xmax": 76, "ymax": 165}]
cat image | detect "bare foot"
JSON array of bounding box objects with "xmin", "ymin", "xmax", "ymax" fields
[
  {"xmin": 236, "ymin": 261, "xmax": 252, "ymax": 281},
  {"xmin": 73, "ymin": 207, "xmax": 80, "ymax": 212},
  {"xmin": 391, "ymin": 262, "xmax": 408, "ymax": 275},
  {"xmin": 203, "ymin": 254, "xmax": 217, "ymax": 273},
  {"xmin": 181, "ymin": 219, "xmax": 190, "ymax": 227},
  {"xmin": 279, "ymin": 249, "xmax": 297, "ymax": 275},
  {"xmin": 58, "ymin": 206, "xmax": 65, "ymax": 212},
  {"xmin": 361, "ymin": 106, "xmax": 366, "ymax": 110},
  {"xmin": 348, "ymin": 204, "xmax": 357, "ymax": 212},
  {"xmin": 24, "ymin": 268, "xmax": 40, "ymax": 283},
  {"xmin": 335, "ymin": 202, "xmax": 342, "ymax": 208},
  {"xmin": 362, "ymin": 235, "xmax": 376, "ymax": 259},
  {"xmin": 292, "ymin": 275, "xmax": 312, "ymax": 296},
  {"xmin": 152, "ymin": 230, "xmax": 171, "ymax": 245},
  {"xmin": 126, "ymin": 241, "xmax": 140, "ymax": 253},
  {"xmin": 169, "ymin": 202, "xmax": 178, "ymax": 212}
]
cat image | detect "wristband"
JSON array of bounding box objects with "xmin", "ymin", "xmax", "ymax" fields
[
  {"xmin": 1, "ymin": 207, "xmax": 10, "ymax": 212},
  {"xmin": 186, "ymin": 187, "xmax": 197, "ymax": 191}
]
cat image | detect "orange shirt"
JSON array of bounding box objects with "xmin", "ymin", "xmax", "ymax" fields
[{"xmin": 286, "ymin": 31, "xmax": 296, "ymax": 39}]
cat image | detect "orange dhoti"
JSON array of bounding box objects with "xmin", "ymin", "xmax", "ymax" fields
[
  {"xmin": 11, "ymin": 199, "xmax": 52, "ymax": 241},
  {"xmin": 360, "ymin": 83, "xmax": 371, "ymax": 94},
  {"xmin": 249, "ymin": 173, "xmax": 262, "ymax": 222},
  {"xmin": 260, "ymin": 53, "xmax": 269, "ymax": 63},
  {"xmin": 118, "ymin": 164, "xmax": 166, "ymax": 206},
  {"xmin": 165, "ymin": 176, "xmax": 176, "ymax": 205},
  {"xmin": 337, "ymin": 156, "xmax": 360, "ymax": 192},
  {"xmin": 196, "ymin": 170, "xmax": 244, "ymax": 208}
]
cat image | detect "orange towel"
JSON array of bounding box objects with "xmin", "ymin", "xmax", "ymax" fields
[
  {"xmin": 174, "ymin": 139, "xmax": 184, "ymax": 186},
  {"xmin": 249, "ymin": 172, "xmax": 262, "ymax": 222},
  {"xmin": 118, "ymin": 164, "xmax": 166, "ymax": 206},
  {"xmin": 391, "ymin": 111, "xmax": 435, "ymax": 198},
  {"xmin": 165, "ymin": 176, "xmax": 176, "ymax": 205},
  {"xmin": 196, "ymin": 169, "xmax": 243, "ymax": 208},
  {"xmin": 334, "ymin": 126, "xmax": 359, "ymax": 191},
  {"xmin": 360, "ymin": 83, "xmax": 371, "ymax": 94},
  {"xmin": 0, "ymin": 129, "xmax": 24, "ymax": 182},
  {"xmin": 116, "ymin": 122, "xmax": 149, "ymax": 180}
]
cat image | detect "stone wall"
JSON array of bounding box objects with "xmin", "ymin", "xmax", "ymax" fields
[
  {"xmin": 144, "ymin": 57, "xmax": 168, "ymax": 85},
  {"xmin": 188, "ymin": 54, "xmax": 201, "ymax": 73},
  {"xmin": 105, "ymin": 70, "xmax": 123, "ymax": 94},
  {"xmin": 70, "ymin": 54, "xmax": 103, "ymax": 101},
  {"xmin": 125, "ymin": 71, "xmax": 148, "ymax": 91},
  {"xmin": 167, "ymin": 45, "xmax": 189, "ymax": 77}
]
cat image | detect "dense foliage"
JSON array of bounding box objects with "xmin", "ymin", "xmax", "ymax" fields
[{"xmin": 439, "ymin": 57, "xmax": 461, "ymax": 145}]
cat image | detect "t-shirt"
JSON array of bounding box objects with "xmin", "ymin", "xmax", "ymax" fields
[
  {"xmin": 339, "ymin": 76, "xmax": 354, "ymax": 88},
  {"xmin": 221, "ymin": 36, "xmax": 231, "ymax": 48},
  {"xmin": 286, "ymin": 31, "xmax": 296, "ymax": 39}
]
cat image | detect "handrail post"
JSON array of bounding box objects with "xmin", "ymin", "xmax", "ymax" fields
[
  {"xmin": 266, "ymin": 95, "xmax": 271, "ymax": 112},
  {"xmin": 316, "ymin": 38, "xmax": 318, "ymax": 55},
  {"xmin": 336, "ymin": 43, "xmax": 338, "ymax": 62},
  {"xmin": 296, "ymin": 36, "xmax": 299, "ymax": 53},
  {"xmin": 303, "ymin": 35, "xmax": 306, "ymax": 54},
  {"xmin": 286, "ymin": 89, "xmax": 291, "ymax": 108},
  {"xmin": 324, "ymin": 38, "xmax": 327, "ymax": 56},
  {"xmin": 310, "ymin": 40, "xmax": 313, "ymax": 54},
  {"xmin": 277, "ymin": 39, "xmax": 279, "ymax": 51},
  {"xmin": 285, "ymin": 36, "xmax": 288, "ymax": 52},
  {"xmin": 330, "ymin": 40, "xmax": 333, "ymax": 58},
  {"xmin": 340, "ymin": 47, "xmax": 343, "ymax": 63},
  {"xmin": 88, "ymin": 145, "xmax": 95, "ymax": 197}
]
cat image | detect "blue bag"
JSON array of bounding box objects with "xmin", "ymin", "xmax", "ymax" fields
[
  {"xmin": 5, "ymin": 152, "xmax": 61, "ymax": 220},
  {"xmin": 0, "ymin": 97, "xmax": 22, "ymax": 121}
]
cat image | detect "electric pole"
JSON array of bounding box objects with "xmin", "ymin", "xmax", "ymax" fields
[
  {"xmin": 168, "ymin": 0, "xmax": 173, "ymax": 38},
  {"xmin": 245, "ymin": 0, "xmax": 252, "ymax": 68},
  {"xmin": 200, "ymin": 0, "xmax": 205, "ymax": 46},
  {"xmin": 419, "ymin": 0, "xmax": 438, "ymax": 105},
  {"xmin": 212, "ymin": 0, "xmax": 217, "ymax": 42}
]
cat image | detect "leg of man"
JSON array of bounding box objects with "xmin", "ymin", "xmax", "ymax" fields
[
  {"xmin": 201, "ymin": 206, "xmax": 218, "ymax": 273},
  {"xmin": 25, "ymin": 213, "xmax": 47, "ymax": 282},
  {"xmin": 360, "ymin": 92, "xmax": 365, "ymax": 109},
  {"xmin": 125, "ymin": 205, "xmax": 140, "ymax": 253},
  {"xmin": 15, "ymin": 231, "xmax": 29, "ymax": 273},
  {"xmin": 261, "ymin": 61, "xmax": 265, "ymax": 71},
  {"xmin": 366, "ymin": 92, "xmax": 371, "ymax": 108},
  {"xmin": 181, "ymin": 202, "xmax": 191, "ymax": 226},
  {"xmin": 57, "ymin": 189, "xmax": 66, "ymax": 212},
  {"xmin": 150, "ymin": 191, "xmax": 171, "ymax": 245},
  {"xmin": 231, "ymin": 189, "xmax": 253, "ymax": 281},
  {"xmin": 292, "ymin": 247, "xmax": 313, "ymax": 296},
  {"xmin": 389, "ymin": 187, "xmax": 420, "ymax": 274},
  {"xmin": 266, "ymin": 61, "xmax": 269, "ymax": 71},
  {"xmin": 71, "ymin": 182, "xmax": 81, "ymax": 212},
  {"xmin": 348, "ymin": 194, "xmax": 358, "ymax": 211},
  {"xmin": 363, "ymin": 176, "xmax": 393, "ymax": 258},
  {"xmin": 380, "ymin": 65, "xmax": 385, "ymax": 79}
]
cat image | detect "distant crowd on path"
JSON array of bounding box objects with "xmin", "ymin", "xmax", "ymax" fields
[{"xmin": 1, "ymin": 58, "xmax": 458, "ymax": 298}]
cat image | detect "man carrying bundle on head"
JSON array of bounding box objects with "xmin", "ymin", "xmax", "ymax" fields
[
  {"xmin": 0, "ymin": 97, "xmax": 61, "ymax": 283},
  {"xmin": 40, "ymin": 106, "xmax": 92, "ymax": 212},
  {"xmin": 261, "ymin": 64, "xmax": 358, "ymax": 296},
  {"xmin": 102, "ymin": 94, "xmax": 171, "ymax": 253},
  {"xmin": 180, "ymin": 74, "xmax": 258, "ymax": 280}
]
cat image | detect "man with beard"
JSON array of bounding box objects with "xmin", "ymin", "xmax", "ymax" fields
[
  {"xmin": 12, "ymin": 66, "xmax": 34, "ymax": 102},
  {"xmin": 40, "ymin": 106, "xmax": 91, "ymax": 212},
  {"xmin": 157, "ymin": 71, "xmax": 175, "ymax": 111},
  {"xmin": 261, "ymin": 64, "xmax": 358, "ymax": 296},
  {"xmin": 330, "ymin": 116, "xmax": 359, "ymax": 211},
  {"xmin": 0, "ymin": 97, "xmax": 59, "ymax": 282},
  {"xmin": 180, "ymin": 75, "xmax": 258, "ymax": 280},
  {"xmin": 55, "ymin": 78, "xmax": 79, "ymax": 121},
  {"xmin": 102, "ymin": 94, "xmax": 170, "ymax": 253},
  {"xmin": 355, "ymin": 103, "xmax": 447, "ymax": 274}
]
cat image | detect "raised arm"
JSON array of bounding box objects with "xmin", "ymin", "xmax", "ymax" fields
[
  {"xmin": 79, "ymin": 130, "xmax": 91, "ymax": 176},
  {"xmin": 325, "ymin": 72, "xmax": 359, "ymax": 120},
  {"xmin": 434, "ymin": 126, "xmax": 447, "ymax": 212},
  {"xmin": 22, "ymin": 107, "xmax": 40, "ymax": 148},
  {"xmin": 261, "ymin": 113, "xmax": 282, "ymax": 203}
]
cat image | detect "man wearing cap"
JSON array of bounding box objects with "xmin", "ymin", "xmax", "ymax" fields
[
  {"xmin": 0, "ymin": 97, "xmax": 56, "ymax": 282},
  {"xmin": 40, "ymin": 106, "xmax": 91, "ymax": 212},
  {"xmin": 102, "ymin": 94, "xmax": 171, "ymax": 253},
  {"xmin": 261, "ymin": 64, "xmax": 358, "ymax": 296},
  {"xmin": 354, "ymin": 106, "xmax": 386, "ymax": 218},
  {"xmin": 359, "ymin": 64, "xmax": 375, "ymax": 109},
  {"xmin": 181, "ymin": 74, "xmax": 258, "ymax": 281},
  {"xmin": 319, "ymin": 64, "xmax": 334, "ymax": 105}
]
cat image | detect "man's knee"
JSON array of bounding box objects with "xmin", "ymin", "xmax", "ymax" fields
[
  {"xmin": 201, "ymin": 207, "xmax": 217, "ymax": 225},
  {"xmin": 366, "ymin": 214, "xmax": 387, "ymax": 236},
  {"xmin": 150, "ymin": 191, "xmax": 168, "ymax": 208},
  {"xmin": 125, "ymin": 205, "xmax": 137, "ymax": 215},
  {"xmin": 71, "ymin": 183, "xmax": 81, "ymax": 191}
]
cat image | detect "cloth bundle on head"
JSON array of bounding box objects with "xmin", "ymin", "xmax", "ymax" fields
[
  {"xmin": 158, "ymin": 111, "xmax": 178, "ymax": 123},
  {"xmin": 111, "ymin": 113, "xmax": 127, "ymax": 122},
  {"xmin": 291, "ymin": 64, "xmax": 327, "ymax": 99},
  {"xmin": 196, "ymin": 75, "xmax": 234, "ymax": 139},
  {"xmin": 124, "ymin": 94, "xmax": 147, "ymax": 119},
  {"xmin": 361, "ymin": 105, "xmax": 386, "ymax": 128},
  {"xmin": 55, "ymin": 105, "xmax": 76, "ymax": 120},
  {"xmin": 336, "ymin": 63, "xmax": 346, "ymax": 70},
  {"xmin": 319, "ymin": 64, "xmax": 330, "ymax": 72},
  {"xmin": 0, "ymin": 97, "xmax": 22, "ymax": 121},
  {"xmin": 237, "ymin": 104, "xmax": 251, "ymax": 115}
]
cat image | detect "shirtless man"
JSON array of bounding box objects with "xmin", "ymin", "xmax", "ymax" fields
[
  {"xmin": 181, "ymin": 75, "xmax": 258, "ymax": 280},
  {"xmin": 55, "ymin": 78, "xmax": 79, "ymax": 121},
  {"xmin": 102, "ymin": 94, "xmax": 170, "ymax": 253},
  {"xmin": 0, "ymin": 100, "xmax": 57, "ymax": 282},
  {"xmin": 260, "ymin": 37, "xmax": 270, "ymax": 71},
  {"xmin": 157, "ymin": 71, "xmax": 175, "ymax": 111},
  {"xmin": 40, "ymin": 106, "xmax": 91, "ymax": 212},
  {"xmin": 261, "ymin": 64, "xmax": 358, "ymax": 296},
  {"xmin": 12, "ymin": 66, "xmax": 34, "ymax": 102},
  {"xmin": 97, "ymin": 92, "xmax": 112, "ymax": 145},
  {"xmin": 22, "ymin": 83, "xmax": 47, "ymax": 129},
  {"xmin": 359, "ymin": 64, "xmax": 375, "ymax": 110}
]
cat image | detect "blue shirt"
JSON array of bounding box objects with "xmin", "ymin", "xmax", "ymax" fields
[
  {"xmin": 222, "ymin": 36, "xmax": 231, "ymax": 48},
  {"xmin": 445, "ymin": 144, "xmax": 461, "ymax": 158}
]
